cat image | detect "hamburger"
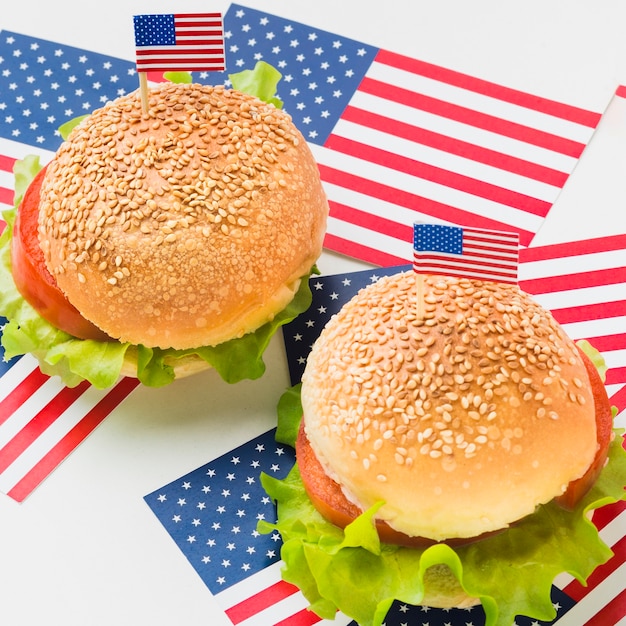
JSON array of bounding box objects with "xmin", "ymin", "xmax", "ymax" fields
[
  {"xmin": 0, "ymin": 80, "xmax": 328, "ymax": 388},
  {"xmin": 261, "ymin": 271, "xmax": 626, "ymax": 626}
]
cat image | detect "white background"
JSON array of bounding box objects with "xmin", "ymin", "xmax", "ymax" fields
[{"xmin": 2, "ymin": 2, "xmax": 626, "ymax": 624}]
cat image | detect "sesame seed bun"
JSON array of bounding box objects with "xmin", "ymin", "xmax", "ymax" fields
[
  {"xmin": 37, "ymin": 82, "xmax": 328, "ymax": 350},
  {"xmin": 300, "ymin": 271, "xmax": 597, "ymax": 542}
]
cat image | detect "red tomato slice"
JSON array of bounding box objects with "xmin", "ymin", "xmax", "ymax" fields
[
  {"xmin": 555, "ymin": 345, "xmax": 614, "ymax": 510},
  {"xmin": 11, "ymin": 164, "xmax": 112, "ymax": 341}
]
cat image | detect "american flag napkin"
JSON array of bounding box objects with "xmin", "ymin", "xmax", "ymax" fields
[
  {"xmin": 0, "ymin": 32, "xmax": 146, "ymax": 501},
  {"xmin": 210, "ymin": 4, "xmax": 602, "ymax": 265}
]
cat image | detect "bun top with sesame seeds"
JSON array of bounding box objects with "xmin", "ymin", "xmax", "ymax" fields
[
  {"xmin": 300, "ymin": 271, "xmax": 598, "ymax": 541},
  {"xmin": 37, "ymin": 82, "xmax": 328, "ymax": 350}
]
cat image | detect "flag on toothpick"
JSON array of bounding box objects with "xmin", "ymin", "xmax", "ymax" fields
[
  {"xmin": 132, "ymin": 13, "xmax": 226, "ymax": 73},
  {"xmin": 413, "ymin": 223, "xmax": 519, "ymax": 284}
]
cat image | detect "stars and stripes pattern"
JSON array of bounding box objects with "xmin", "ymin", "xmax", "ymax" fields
[
  {"xmin": 211, "ymin": 4, "xmax": 602, "ymax": 266},
  {"xmin": 133, "ymin": 13, "xmax": 226, "ymax": 73},
  {"xmin": 413, "ymin": 223, "xmax": 519, "ymax": 284},
  {"xmin": 144, "ymin": 429, "xmax": 357, "ymax": 626},
  {"xmin": 0, "ymin": 30, "xmax": 144, "ymax": 500}
]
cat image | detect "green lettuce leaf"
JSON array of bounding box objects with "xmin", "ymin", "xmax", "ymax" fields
[
  {"xmin": 577, "ymin": 339, "xmax": 609, "ymax": 383},
  {"xmin": 0, "ymin": 159, "xmax": 316, "ymax": 388},
  {"xmin": 260, "ymin": 385, "xmax": 626, "ymax": 626},
  {"xmin": 58, "ymin": 115, "xmax": 89, "ymax": 140},
  {"xmin": 229, "ymin": 61, "xmax": 284, "ymax": 109},
  {"xmin": 163, "ymin": 71, "xmax": 193, "ymax": 84}
]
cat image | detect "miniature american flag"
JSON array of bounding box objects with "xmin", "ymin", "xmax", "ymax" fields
[
  {"xmin": 133, "ymin": 13, "xmax": 225, "ymax": 73},
  {"xmin": 413, "ymin": 223, "xmax": 519, "ymax": 283}
]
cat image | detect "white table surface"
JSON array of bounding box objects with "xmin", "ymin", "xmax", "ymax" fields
[{"xmin": 2, "ymin": 2, "xmax": 626, "ymax": 624}]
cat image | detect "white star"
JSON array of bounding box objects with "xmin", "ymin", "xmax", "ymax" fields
[
  {"xmin": 182, "ymin": 481, "xmax": 191, "ymax": 490},
  {"xmin": 231, "ymin": 456, "xmax": 241, "ymax": 465},
  {"xmin": 191, "ymin": 519, "xmax": 201, "ymax": 527},
  {"xmin": 187, "ymin": 535, "xmax": 196, "ymax": 543},
  {"xmin": 202, "ymin": 556, "xmax": 211, "ymax": 564},
  {"xmin": 157, "ymin": 494, "xmax": 167, "ymax": 502}
]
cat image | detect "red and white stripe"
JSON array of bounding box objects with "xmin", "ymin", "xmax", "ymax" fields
[
  {"xmin": 0, "ymin": 137, "xmax": 53, "ymax": 214},
  {"xmin": 215, "ymin": 561, "xmax": 353, "ymax": 626},
  {"xmin": 519, "ymin": 233, "xmax": 626, "ymax": 420},
  {"xmin": 553, "ymin": 501, "xmax": 626, "ymax": 625},
  {"xmin": 314, "ymin": 50, "xmax": 602, "ymax": 266},
  {"xmin": 0, "ymin": 355, "xmax": 138, "ymax": 501}
]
